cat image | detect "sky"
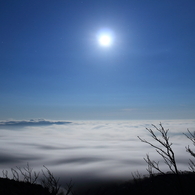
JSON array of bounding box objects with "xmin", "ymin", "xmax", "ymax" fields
[
  {"xmin": 1, "ymin": 1, "xmax": 195, "ymax": 189},
  {"xmin": 1, "ymin": 0, "xmax": 195, "ymax": 120}
]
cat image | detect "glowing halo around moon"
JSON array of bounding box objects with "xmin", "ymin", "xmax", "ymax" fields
[
  {"xmin": 96, "ymin": 29, "xmax": 114, "ymax": 47},
  {"xmin": 98, "ymin": 35, "xmax": 112, "ymax": 47}
]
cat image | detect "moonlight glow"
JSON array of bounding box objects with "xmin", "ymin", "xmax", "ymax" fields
[
  {"xmin": 97, "ymin": 29, "xmax": 114, "ymax": 47},
  {"xmin": 98, "ymin": 35, "xmax": 112, "ymax": 46}
]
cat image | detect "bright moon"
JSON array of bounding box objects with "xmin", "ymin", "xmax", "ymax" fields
[
  {"xmin": 97, "ymin": 28, "xmax": 114, "ymax": 47},
  {"xmin": 98, "ymin": 35, "xmax": 112, "ymax": 46}
]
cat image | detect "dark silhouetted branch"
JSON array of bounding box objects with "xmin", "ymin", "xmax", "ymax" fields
[{"xmin": 138, "ymin": 123, "xmax": 179, "ymax": 175}]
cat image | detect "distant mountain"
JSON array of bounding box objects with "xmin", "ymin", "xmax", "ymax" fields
[{"xmin": 0, "ymin": 119, "xmax": 71, "ymax": 127}]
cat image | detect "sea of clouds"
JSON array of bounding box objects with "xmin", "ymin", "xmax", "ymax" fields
[{"xmin": 0, "ymin": 119, "xmax": 195, "ymax": 186}]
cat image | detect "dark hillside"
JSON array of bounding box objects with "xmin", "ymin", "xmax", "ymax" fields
[
  {"xmin": 1, "ymin": 171, "xmax": 195, "ymax": 195},
  {"xmin": 0, "ymin": 177, "xmax": 51, "ymax": 195},
  {"xmin": 75, "ymin": 172, "xmax": 195, "ymax": 195},
  {"xmin": 121, "ymin": 172, "xmax": 195, "ymax": 195}
]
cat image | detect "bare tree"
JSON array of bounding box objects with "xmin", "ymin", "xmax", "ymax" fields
[
  {"xmin": 1, "ymin": 164, "xmax": 74, "ymax": 195},
  {"xmin": 64, "ymin": 179, "xmax": 74, "ymax": 195},
  {"xmin": 16, "ymin": 163, "xmax": 40, "ymax": 184},
  {"xmin": 184, "ymin": 129, "xmax": 195, "ymax": 172},
  {"xmin": 138, "ymin": 123, "xmax": 179, "ymax": 175},
  {"xmin": 138, "ymin": 123, "xmax": 185, "ymax": 195},
  {"xmin": 41, "ymin": 165, "xmax": 61, "ymax": 195}
]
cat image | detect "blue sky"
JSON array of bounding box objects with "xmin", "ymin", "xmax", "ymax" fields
[{"xmin": 1, "ymin": 0, "xmax": 195, "ymax": 120}]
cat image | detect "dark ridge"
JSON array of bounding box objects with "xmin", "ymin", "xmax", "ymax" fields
[
  {"xmin": 0, "ymin": 120, "xmax": 71, "ymax": 127},
  {"xmin": 74, "ymin": 172, "xmax": 195, "ymax": 195},
  {"xmin": 1, "ymin": 172, "xmax": 195, "ymax": 194},
  {"xmin": 0, "ymin": 177, "xmax": 51, "ymax": 195}
]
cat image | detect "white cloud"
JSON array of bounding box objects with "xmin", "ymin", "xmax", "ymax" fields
[{"xmin": 0, "ymin": 119, "xmax": 195, "ymax": 185}]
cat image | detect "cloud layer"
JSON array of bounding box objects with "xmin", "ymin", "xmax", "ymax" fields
[
  {"xmin": 0, "ymin": 119, "xmax": 195, "ymax": 186},
  {"xmin": 0, "ymin": 119, "xmax": 71, "ymax": 127}
]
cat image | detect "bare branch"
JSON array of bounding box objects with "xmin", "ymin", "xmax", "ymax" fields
[
  {"xmin": 41, "ymin": 165, "xmax": 61, "ymax": 195},
  {"xmin": 138, "ymin": 123, "xmax": 179, "ymax": 175},
  {"xmin": 11, "ymin": 168, "xmax": 20, "ymax": 181},
  {"xmin": 2, "ymin": 170, "xmax": 9, "ymax": 179},
  {"xmin": 184, "ymin": 129, "xmax": 195, "ymax": 145},
  {"xmin": 184, "ymin": 130, "xmax": 195, "ymax": 172},
  {"xmin": 188, "ymin": 159, "xmax": 195, "ymax": 172},
  {"xmin": 15, "ymin": 163, "xmax": 40, "ymax": 184},
  {"xmin": 144, "ymin": 154, "xmax": 165, "ymax": 175},
  {"xmin": 65, "ymin": 179, "xmax": 74, "ymax": 195}
]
